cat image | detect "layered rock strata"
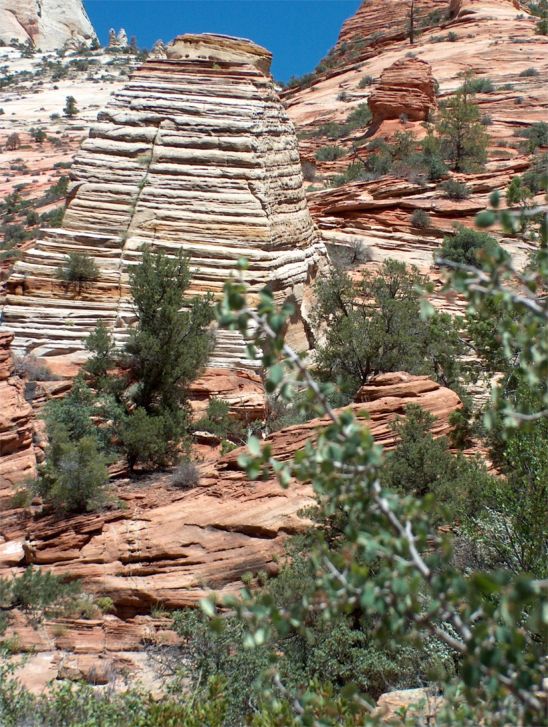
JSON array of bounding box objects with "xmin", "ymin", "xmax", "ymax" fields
[
  {"xmin": 2, "ymin": 34, "xmax": 324, "ymax": 367},
  {"xmin": 0, "ymin": 0, "xmax": 97, "ymax": 51},
  {"xmin": 0, "ymin": 332, "xmax": 36, "ymax": 491},
  {"xmin": 0, "ymin": 373, "xmax": 461, "ymax": 611},
  {"xmin": 368, "ymin": 57, "xmax": 437, "ymax": 123}
]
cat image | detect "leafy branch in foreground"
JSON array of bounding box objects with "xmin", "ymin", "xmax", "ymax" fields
[{"xmin": 202, "ymin": 261, "xmax": 546, "ymax": 725}]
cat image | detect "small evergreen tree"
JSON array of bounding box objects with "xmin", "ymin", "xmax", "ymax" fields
[
  {"xmin": 56, "ymin": 252, "xmax": 99, "ymax": 295},
  {"xmin": 435, "ymin": 85, "xmax": 489, "ymax": 172},
  {"xmin": 312, "ymin": 260, "xmax": 465, "ymax": 393},
  {"xmin": 63, "ymin": 95, "xmax": 78, "ymax": 118},
  {"xmin": 4, "ymin": 133, "xmax": 20, "ymax": 151},
  {"xmin": 438, "ymin": 225, "xmax": 501, "ymax": 267},
  {"xmin": 125, "ymin": 249, "xmax": 214, "ymax": 414}
]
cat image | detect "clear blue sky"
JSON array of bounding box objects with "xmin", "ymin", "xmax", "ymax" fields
[{"xmin": 85, "ymin": 1, "xmax": 361, "ymax": 81}]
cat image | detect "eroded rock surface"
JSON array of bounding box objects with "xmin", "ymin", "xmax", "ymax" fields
[
  {"xmin": 369, "ymin": 58, "xmax": 437, "ymax": 123},
  {"xmin": 0, "ymin": 373, "xmax": 461, "ymax": 612},
  {"xmin": 2, "ymin": 33, "xmax": 324, "ymax": 367},
  {"xmin": 0, "ymin": 0, "xmax": 97, "ymax": 51},
  {"xmin": 0, "ymin": 332, "xmax": 36, "ymax": 492}
]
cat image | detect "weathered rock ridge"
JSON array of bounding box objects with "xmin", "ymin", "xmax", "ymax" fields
[
  {"xmin": 0, "ymin": 373, "xmax": 461, "ymax": 612},
  {"xmin": 2, "ymin": 34, "xmax": 324, "ymax": 367},
  {"xmin": 0, "ymin": 332, "xmax": 36, "ymax": 491},
  {"xmin": 0, "ymin": 0, "xmax": 97, "ymax": 51}
]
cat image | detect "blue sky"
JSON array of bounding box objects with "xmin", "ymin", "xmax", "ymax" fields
[{"xmin": 85, "ymin": 1, "xmax": 361, "ymax": 81}]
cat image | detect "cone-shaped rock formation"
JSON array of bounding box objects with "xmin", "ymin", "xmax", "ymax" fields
[
  {"xmin": 0, "ymin": 0, "xmax": 97, "ymax": 50},
  {"xmin": 2, "ymin": 34, "xmax": 324, "ymax": 367}
]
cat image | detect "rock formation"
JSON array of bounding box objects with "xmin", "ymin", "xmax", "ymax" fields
[
  {"xmin": 0, "ymin": 332, "xmax": 36, "ymax": 492},
  {"xmin": 334, "ymin": 0, "xmax": 454, "ymax": 58},
  {"xmin": 0, "ymin": 373, "xmax": 461, "ymax": 611},
  {"xmin": 108, "ymin": 28, "xmax": 129, "ymax": 49},
  {"xmin": 0, "ymin": 0, "xmax": 97, "ymax": 51},
  {"xmin": 1, "ymin": 34, "xmax": 324, "ymax": 368},
  {"xmin": 368, "ymin": 58, "xmax": 437, "ymax": 123}
]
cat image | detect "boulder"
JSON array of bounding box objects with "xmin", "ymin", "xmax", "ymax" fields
[{"xmin": 369, "ymin": 58, "xmax": 437, "ymax": 123}]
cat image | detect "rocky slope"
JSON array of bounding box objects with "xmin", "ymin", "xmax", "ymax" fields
[
  {"xmin": 0, "ymin": 0, "xmax": 97, "ymax": 51},
  {"xmin": 284, "ymin": 0, "xmax": 546, "ymax": 278},
  {"xmin": 2, "ymin": 34, "xmax": 324, "ymax": 367},
  {"xmin": 0, "ymin": 373, "xmax": 461, "ymax": 689}
]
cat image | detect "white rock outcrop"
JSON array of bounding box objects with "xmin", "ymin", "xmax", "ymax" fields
[
  {"xmin": 0, "ymin": 0, "xmax": 97, "ymax": 51},
  {"xmin": 1, "ymin": 34, "xmax": 324, "ymax": 367}
]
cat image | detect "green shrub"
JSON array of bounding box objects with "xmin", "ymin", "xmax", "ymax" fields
[
  {"xmin": 315, "ymin": 145, "xmax": 346, "ymax": 161},
  {"xmin": 519, "ymin": 67, "xmax": 539, "ymax": 77},
  {"xmin": 441, "ymin": 179, "xmax": 470, "ymax": 199},
  {"xmin": 516, "ymin": 121, "xmax": 548, "ymax": 153},
  {"xmin": 117, "ymin": 407, "xmax": 182, "ymax": 472},
  {"xmin": 312, "ymin": 260, "xmax": 465, "ymax": 393},
  {"xmin": 317, "ymin": 103, "xmax": 371, "ymax": 139},
  {"xmin": 411, "ymin": 208, "xmax": 431, "ymax": 228},
  {"xmin": 56, "ymin": 252, "xmax": 99, "ymax": 295},
  {"xmin": 194, "ymin": 398, "xmax": 244, "ymax": 442},
  {"xmin": 330, "ymin": 160, "xmax": 366, "ymax": 186},
  {"xmin": 36, "ymin": 423, "xmax": 109, "ymax": 513},
  {"xmin": 438, "ymin": 225, "xmax": 501, "ymax": 266},
  {"xmin": 460, "ymin": 76, "xmax": 495, "ymax": 94},
  {"xmin": 29, "ymin": 127, "xmax": 46, "ymax": 144},
  {"xmin": 436, "ymin": 88, "xmax": 489, "ymax": 172},
  {"xmin": 358, "ymin": 75, "xmax": 374, "ymax": 88},
  {"xmin": 63, "ymin": 95, "xmax": 78, "ymax": 117},
  {"xmin": 382, "ymin": 405, "xmax": 493, "ymax": 522}
]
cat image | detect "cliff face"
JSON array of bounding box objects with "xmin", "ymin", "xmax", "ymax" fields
[
  {"xmin": 2, "ymin": 34, "xmax": 324, "ymax": 367},
  {"xmin": 0, "ymin": 0, "xmax": 97, "ymax": 50},
  {"xmin": 0, "ymin": 332, "xmax": 36, "ymax": 491}
]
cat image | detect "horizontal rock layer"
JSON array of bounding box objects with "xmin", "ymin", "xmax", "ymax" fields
[
  {"xmin": 2, "ymin": 34, "xmax": 324, "ymax": 366},
  {"xmin": 369, "ymin": 57, "xmax": 437, "ymax": 123}
]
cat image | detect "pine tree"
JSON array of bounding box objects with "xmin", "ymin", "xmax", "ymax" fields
[{"xmin": 436, "ymin": 85, "xmax": 489, "ymax": 172}]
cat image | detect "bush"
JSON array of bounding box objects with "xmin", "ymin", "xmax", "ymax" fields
[
  {"xmin": 436, "ymin": 88, "xmax": 489, "ymax": 172},
  {"xmin": 4, "ymin": 133, "xmax": 20, "ymax": 151},
  {"xmin": 194, "ymin": 398, "xmax": 244, "ymax": 443},
  {"xmin": 0, "ymin": 567, "xmax": 82, "ymax": 636},
  {"xmin": 301, "ymin": 159, "xmax": 316, "ymax": 181},
  {"xmin": 460, "ymin": 76, "xmax": 495, "ymax": 94},
  {"xmin": 29, "ymin": 127, "xmax": 46, "ymax": 144},
  {"xmin": 171, "ymin": 459, "xmax": 200, "ymax": 489},
  {"xmin": 516, "ymin": 121, "xmax": 548, "ymax": 153},
  {"xmin": 358, "ymin": 75, "xmax": 374, "ymax": 88},
  {"xmin": 36, "ymin": 424, "xmax": 109, "ymax": 513},
  {"xmin": 441, "ymin": 179, "xmax": 470, "ymax": 199},
  {"xmin": 438, "ymin": 225, "xmax": 500, "ymax": 266},
  {"xmin": 315, "ymin": 145, "xmax": 345, "ymax": 161},
  {"xmin": 57, "ymin": 252, "xmax": 99, "ymax": 295},
  {"xmin": 63, "ymin": 95, "xmax": 78, "ymax": 117},
  {"xmin": 411, "ymin": 208, "xmax": 431, "ymax": 228},
  {"xmin": 382, "ymin": 405, "xmax": 493, "ymax": 522},
  {"xmin": 13, "ymin": 355, "xmax": 55, "ymax": 382},
  {"xmin": 117, "ymin": 407, "xmax": 184, "ymax": 472},
  {"xmin": 312, "ymin": 260, "xmax": 465, "ymax": 393},
  {"xmin": 330, "ymin": 160, "xmax": 366, "ymax": 186},
  {"xmin": 519, "ymin": 67, "xmax": 539, "ymax": 77},
  {"xmin": 317, "ymin": 103, "xmax": 371, "ymax": 139}
]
